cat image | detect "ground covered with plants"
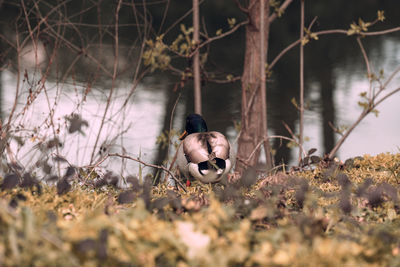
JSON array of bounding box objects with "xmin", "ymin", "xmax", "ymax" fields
[{"xmin": 1, "ymin": 153, "xmax": 400, "ymax": 266}]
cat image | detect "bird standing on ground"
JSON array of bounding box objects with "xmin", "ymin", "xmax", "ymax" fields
[{"xmin": 177, "ymin": 114, "xmax": 234, "ymax": 184}]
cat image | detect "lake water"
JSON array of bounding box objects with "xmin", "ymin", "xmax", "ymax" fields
[{"xmin": 2, "ymin": 35, "xmax": 400, "ymax": 178}]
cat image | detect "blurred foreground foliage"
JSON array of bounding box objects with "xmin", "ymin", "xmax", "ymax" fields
[{"xmin": 1, "ymin": 153, "xmax": 400, "ymax": 266}]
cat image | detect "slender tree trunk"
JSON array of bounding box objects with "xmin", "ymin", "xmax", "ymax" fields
[
  {"xmin": 299, "ymin": 0, "xmax": 305, "ymax": 162},
  {"xmin": 260, "ymin": 0, "xmax": 273, "ymax": 169},
  {"xmin": 236, "ymin": 0, "xmax": 273, "ymax": 173},
  {"xmin": 153, "ymin": 86, "xmax": 176, "ymax": 180},
  {"xmin": 192, "ymin": 0, "xmax": 201, "ymax": 114},
  {"xmin": 320, "ymin": 68, "xmax": 336, "ymax": 154}
]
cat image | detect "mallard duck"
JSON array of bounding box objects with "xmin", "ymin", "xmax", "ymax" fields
[{"xmin": 177, "ymin": 114, "xmax": 234, "ymax": 184}]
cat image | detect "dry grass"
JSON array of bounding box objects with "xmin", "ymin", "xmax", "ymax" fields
[{"xmin": 0, "ymin": 153, "xmax": 400, "ymax": 266}]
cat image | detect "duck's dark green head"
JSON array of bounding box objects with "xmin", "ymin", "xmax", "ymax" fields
[{"xmin": 180, "ymin": 114, "xmax": 208, "ymax": 140}]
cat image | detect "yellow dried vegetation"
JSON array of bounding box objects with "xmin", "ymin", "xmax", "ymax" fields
[{"xmin": 0, "ymin": 153, "xmax": 400, "ymax": 266}]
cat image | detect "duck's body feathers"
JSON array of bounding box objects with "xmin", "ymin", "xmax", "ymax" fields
[
  {"xmin": 176, "ymin": 114, "xmax": 235, "ymax": 184},
  {"xmin": 177, "ymin": 131, "xmax": 234, "ymax": 184},
  {"xmin": 187, "ymin": 158, "xmax": 232, "ymax": 183},
  {"xmin": 182, "ymin": 131, "xmax": 230, "ymax": 163}
]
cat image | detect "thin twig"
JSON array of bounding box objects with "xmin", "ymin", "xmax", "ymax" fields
[
  {"xmin": 382, "ymin": 65, "xmax": 400, "ymax": 90},
  {"xmin": 21, "ymin": 0, "xmax": 38, "ymax": 61},
  {"xmin": 163, "ymin": 0, "xmax": 205, "ymax": 36},
  {"xmin": 268, "ymin": 39, "xmax": 301, "ymax": 71},
  {"xmin": 157, "ymin": 0, "xmax": 170, "ymax": 35},
  {"xmin": 164, "ymin": 91, "xmax": 182, "ymax": 181},
  {"xmin": 245, "ymin": 135, "xmax": 296, "ymax": 167},
  {"xmin": 268, "ymin": 26, "xmax": 400, "ymax": 73},
  {"xmin": 167, "ymin": 142, "xmax": 182, "ymax": 181},
  {"xmin": 113, "ymin": 0, "xmax": 151, "ymax": 114},
  {"xmin": 356, "ymin": 36, "xmax": 375, "ymax": 101},
  {"xmin": 108, "ymin": 153, "xmax": 187, "ymax": 192},
  {"xmin": 374, "ymin": 87, "xmax": 400, "ymax": 107},
  {"xmin": 356, "ymin": 37, "xmax": 372, "ymax": 78},
  {"xmin": 84, "ymin": 154, "xmax": 110, "ymax": 182},
  {"xmin": 328, "ymin": 110, "xmax": 367, "ymax": 159},
  {"xmin": 187, "ymin": 20, "xmax": 249, "ymax": 58},
  {"xmin": 328, "ymin": 121, "xmax": 344, "ymax": 136},
  {"xmin": 37, "ymin": 17, "xmax": 113, "ymax": 77},
  {"xmin": 362, "ymin": 26, "xmax": 400, "ymax": 36},
  {"xmin": 5, "ymin": 24, "xmax": 21, "ymax": 135},
  {"xmin": 269, "ymin": 0, "xmax": 293, "ymax": 23},
  {"xmin": 25, "ymin": 0, "xmax": 111, "ymax": 80},
  {"xmin": 268, "ymin": 16, "xmax": 316, "ymax": 71},
  {"xmin": 282, "ymin": 121, "xmax": 306, "ymax": 157},
  {"xmin": 205, "ymin": 76, "xmax": 241, "ymax": 83},
  {"xmin": 38, "ymin": 4, "xmax": 64, "ymax": 177},
  {"xmin": 90, "ymin": 0, "xmax": 122, "ymax": 164},
  {"xmin": 234, "ymin": 0, "xmax": 248, "ymax": 13}
]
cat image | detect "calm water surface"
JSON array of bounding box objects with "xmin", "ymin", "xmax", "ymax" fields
[{"xmin": 2, "ymin": 38, "xmax": 400, "ymax": 176}]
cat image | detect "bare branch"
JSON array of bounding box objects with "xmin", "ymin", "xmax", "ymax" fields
[
  {"xmin": 268, "ymin": 39, "xmax": 301, "ymax": 71},
  {"xmin": 269, "ymin": 0, "xmax": 293, "ymax": 23},
  {"xmin": 234, "ymin": 0, "xmax": 248, "ymax": 13},
  {"xmin": 356, "ymin": 37, "xmax": 372, "ymax": 78},
  {"xmin": 362, "ymin": 26, "xmax": 400, "ymax": 36},
  {"xmin": 188, "ymin": 20, "xmax": 248, "ymax": 58}
]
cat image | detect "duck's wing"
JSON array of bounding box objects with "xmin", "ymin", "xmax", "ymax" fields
[
  {"xmin": 183, "ymin": 132, "xmax": 230, "ymax": 164},
  {"xmin": 207, "ymin": 131, "xmax": 230, "ymax": 160}
]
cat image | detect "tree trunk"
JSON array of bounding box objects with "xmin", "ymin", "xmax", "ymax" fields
[
  {"xmin": 236, "ymin": 0, "xmax": 273, "ymax": 174},
  {"xmin": 192, "ymin": 0, "xmax": 202, "ymax": 114}
]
